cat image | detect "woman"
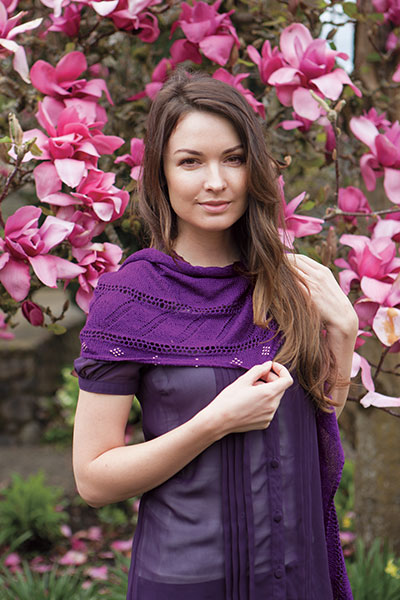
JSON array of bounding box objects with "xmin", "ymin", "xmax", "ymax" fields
[{"xmin": 73, "ymin": 69, "xmax": 358, "ymax": 600}]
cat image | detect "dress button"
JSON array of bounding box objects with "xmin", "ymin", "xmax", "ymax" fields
[
  {"xmin": 273, "ymin": 511, "xmax": 282, "ymax": 523},
  {"xmin": 270, "ymin": 458, "xmax": 280, "ymax": 469},
  {"xmin": 274, "ymin": 566, "xmax": 284, "ymax": 579}
]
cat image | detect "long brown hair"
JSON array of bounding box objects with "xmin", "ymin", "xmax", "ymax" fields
[{"xmin": 139, "ymin": 69, "xmax": 337, "ymax": 410}]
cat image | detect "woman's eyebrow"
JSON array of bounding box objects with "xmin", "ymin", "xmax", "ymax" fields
[{"xmin": 173, "ymin": 144, "xmax": 243, "ymax": 156}]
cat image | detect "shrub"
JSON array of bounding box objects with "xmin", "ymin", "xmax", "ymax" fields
[
  {"xmin": 0, "ymin": 563, "xmax": 98, "ymax": 600},
  {"xmin": 0, "ymin": 471, "xmax": 68, "ymax": 552},
  {"xmin": 346, "ymin": 538, "xmax": 400, "ymax": 600}
]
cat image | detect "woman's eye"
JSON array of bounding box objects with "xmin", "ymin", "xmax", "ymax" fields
[
  {"xmin": 179, "ymin": 158, "xmax": 198, "ymax": 166},
  {"xmin": 226, "ymin": 155, "xmax": 245, "ymax": 165}
]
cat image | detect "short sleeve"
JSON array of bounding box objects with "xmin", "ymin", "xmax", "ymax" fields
[{"xmin": 74, "ymin": 357, "xmax": 141, "ymax": 396}]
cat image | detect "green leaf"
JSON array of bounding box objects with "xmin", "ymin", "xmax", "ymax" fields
[
  {"xmin": 367, "ymin": 52, "xmax": 382, "ymax": 63},
  {"xmin": 237, "ymin": 58, "xmax": 255, "ymax": 67},
  {"xmin": 28, "ymin": 142, "xmax": 42, "ymax": 157},
  {"xmin": 342, "ymin": 2, "xmax": 359, "ymax": 18},
  {"xmin": 370, "ymin": 12, "xmax": 384, "ymax": 22},
  {"xmin": 0, "ymin": 136, "xmax": 11, "ymax": 143},
  {"xmin": 47, "ymin": 323, "xmax": 67, "ymax": 335},
  {"xmin": 302, "ymin": 200, "xmax": 316, "ymax": 211}
]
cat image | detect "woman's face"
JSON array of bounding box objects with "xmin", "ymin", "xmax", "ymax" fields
[{"xmin": 163, "ymin": 110, "xmax": 248, "ymax": 242}]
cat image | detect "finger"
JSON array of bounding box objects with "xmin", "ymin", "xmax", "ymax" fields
[
  {"xmin": 271, "ymin": 361, "xmax": 293, "ymax": 381},
  {"xmin": 245, "ymin": 361, "xmax": 272, "ymax": 384}
]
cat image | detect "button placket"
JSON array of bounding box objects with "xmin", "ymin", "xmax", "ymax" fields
[{"xmin": 262, "ymin": 414, "xmax": 286, "ymax": 598}]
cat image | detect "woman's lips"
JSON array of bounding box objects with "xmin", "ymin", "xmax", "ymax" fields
[{"xmin": 199, "ymin": 202, "xmax": 230, "ymax": 213}]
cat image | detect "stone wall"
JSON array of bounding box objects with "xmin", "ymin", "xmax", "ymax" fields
[{"xmin": 0, "ymin": 289, "xmax": 84, "ymax": 444}]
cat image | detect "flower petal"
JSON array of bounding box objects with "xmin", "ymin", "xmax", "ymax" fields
[
  {"xmin": 383, "ymin": 167, "xmax": 400, "ymax": 205},
  {"xmin": 372, "ymin": 306, "xmax": 400, "ymax": 346},
  {"xmin": 292, "ymin": 87, "xmax": 321, "ymax": 121},
  {"xmin": 54, "ymin": 159, "xmax": 87, "ymax": 188},
  {"xmin": 0, "ymin": 258, "xmax": 31, "ymax": 301},
  {"xmin": 360, "ymin": 391, "xmax": 400, "ymax": 408}
]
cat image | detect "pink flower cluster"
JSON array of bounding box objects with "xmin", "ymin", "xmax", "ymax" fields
[
  {"xmin": 278, "ymin": 176, "xmax": 324, "ymax": 247},
  {"xmin": 0, "ymin": 0, "xmax": 42, "ymax": 82},
  {"xmin": 1, "ymin": 51, "xmax": 128, "ymax": 313},
  {"xmin": 372, "ymin": 0, "xmax": 400, "ymax": 51},
  {"xmin": 129, "ymin": 2, "xmax": 263, "ymax": 119},
  {"xmin": 335, "ymin": 212, "xmax": 400, "ymax": 404},
  {"xmin": 350, "ymin": 112, "xmax": 400, "ymax": 205},
  {"xmin": 170, "ymin": 0, "xmax": 239, "ymax": 66},
  {"xmin": 248, "ymin": 23, "xmax": 361, "ymax": 121},
  {"xmin": 39, "ymin": 0, "xmax": 161, "ymax": 42}
]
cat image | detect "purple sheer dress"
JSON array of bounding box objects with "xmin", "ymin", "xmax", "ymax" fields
[{"xmin": 75, "ymin": 358, "xmax": 334, "ymax": 600}]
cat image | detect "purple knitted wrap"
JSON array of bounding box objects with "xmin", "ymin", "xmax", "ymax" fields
[{"xmin": 79, "ymin": 248, "xmax": 352, "ymax": 599}]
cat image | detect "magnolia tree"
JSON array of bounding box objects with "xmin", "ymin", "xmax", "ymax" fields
[{"xmin": 0, "ymin": 0, "xmax": 400, "ymax": 413}]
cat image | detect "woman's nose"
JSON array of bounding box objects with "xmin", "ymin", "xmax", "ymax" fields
[{"xmin": 203, "ymin": 164, "xmax": 227, "ymax": 192}]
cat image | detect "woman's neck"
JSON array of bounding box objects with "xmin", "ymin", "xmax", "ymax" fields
[{"xmin": 173, "ymin": 230, "xmax": 240, "ymax": 268}]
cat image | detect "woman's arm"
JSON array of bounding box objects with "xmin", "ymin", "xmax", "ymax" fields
[
  {"xmin": 286, "ymin": 254, "xmax": 359, "ymax": 418},
  {"xmin": 73, "ymin": 361, "xmax": 293, "ymax": 507}
]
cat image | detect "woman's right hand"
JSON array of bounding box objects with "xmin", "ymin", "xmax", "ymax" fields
[{"xmin": 208, "ymin": 361, "xmax": 293, "ymax": 436}]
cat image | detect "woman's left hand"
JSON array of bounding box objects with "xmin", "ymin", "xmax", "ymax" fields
[
  {"xmin": 286, "ymin": 253, "xmax": 358, "ymax": 333},
  {"xmin": 287, "ymin": 253, "xmax": 358, "ymax": 417}
]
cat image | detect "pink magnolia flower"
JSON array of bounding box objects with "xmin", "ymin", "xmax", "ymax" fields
[
  {"xmin": 71, "ymin": 169, "xmax": 130, "ymax": 222},
  {"xmin": 128, "ymin": 58, "xmax": 175, "ymax": 101},
  {"xmin": 0, "ymin": 2, "xmax": 42, "ymax": 82},
  {"xmin": 170, "ymin": 0, "xmax": 239, "ymax": 66},
  {"xmin": 115, "ymin": 138, "xmax": 144, "ymax": 180},
  {"xmin": 0, "ymin": 309, "xmax": 14, "ymax": 339},
  {"xmin": 373, "ymin": 305, "xmax": 400, "ymax": 346},
  {"xmin": 56, "ymin": 206, "xmax": 105, "ymax": 248},
  {"xmin": 393, "ymin": 63, "xmax": 400, "ymax": 82},
  {"xmin": 336, "ymin": 234, "xmax": 400, "ymax": 294},
  {"xmin": 30, "ymin": 52, "xmax": 113, "ymax": 105},
  {"xmin": 37, "ymin": 167, "xmax": 129, "ymax": 223},
  {"xmin": 350, "ymin": 116, "xmax": 400, "ymax": 204},
  {"xmin": 39, "ymin": 0, "xmax": 74, "ymax": 17},
  {"xmin": 21, "ymin": 300, "xmax": 44, "ymax": 326},
  {"xmin": 27, "ymin": 105, "xmax": 124, "ymax": 192},
  {"xmin": 372, "ymin": 0, "xmax": 400, "ymax": 25},
  {"xmin": 46, "ymin": 3, "xmax": 82, "ymax": 37},
  {"xmin": 267, "ymin": 23, "xmax": 361, "ymax": 121},
  {"xmin": 212, "ymin": 68, "xmax": 265, "ymax": 119},
  {"xmin": 278, "ymin": 176, "xmax": 323, "ymax": 246},
  {"xmin": 351, "ymin": 351, "xmax": 375, "ymax": 392},
  {"xmin": 72, "ymin": 241, "xmax": 123, "ymax": 312},
  {"xmin": 337, "ymin": 186, "xmax": 372, "ymax": 225},
  {"xmin": 362, "ymin": 107, "xmax": 391, "ymax": 130},
  {"xmin": 3, "ymin": 0, "xmax": 19, "ymax": 13},
  {"xmin": 36, "ymin": 94, "xmax": 108, "ymax": 132},
  {"xmin": 96, "ymin": 0, "xmax": 161, "ymax": 42},
  {"xmin": 247, "ymin": 40, "xmax": 284, "ymax": 85},
  {"xmin": 0, "ymin": 206, "xmax": 85, "ymax": 301},
  {"xmin": 360, "ymin": 390, "xmax": 400, "ymax": 408},
  {"xmin": 170, "ymin": 38, "xmax": 202, "ymax": 65}
]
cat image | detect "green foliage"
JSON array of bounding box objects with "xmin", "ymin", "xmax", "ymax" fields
[
  {"xmin": 335, "ymin": 459, "xmax": 355, "ymax": 529},
  {"xmin": 0, "ymin": 563, "xmax": 98, "ymax": 600},
  {"xmin": 346, "ymin": 539, "xmax": 400, "ymax": 600},
  {"xmin": 99, "ymin": 553, "xmax": 130, "ymax": 600},
  {"xmin": 42, "ymin": 366, "xmax": 80, "ymax": 445},
  {"xmin": 97, "ymin": 503, "xmax": 130, "ymax": 530},
  {"xmin": 0, "ymin": 471, "xmax": 68, "ymax": 551}
]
